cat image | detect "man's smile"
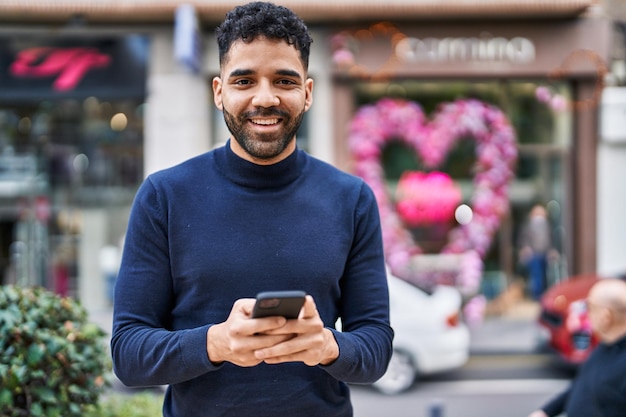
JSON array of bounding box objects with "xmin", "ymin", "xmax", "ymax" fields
[{"xmin": 250, "ymin": 118, "xmax": 280, "ymax": 126}]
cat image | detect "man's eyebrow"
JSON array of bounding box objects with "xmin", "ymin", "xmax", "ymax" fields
[
  {"xmin": 228, "ymin": 68, "xmax": 254, "ymax": 78},
  {"xmin": 276, "ymin": 69, "xmax": 302, "ymax": 78},
  {"xmin": 227, "ymin": 68, "xmax": 302, "ymax": 79}
]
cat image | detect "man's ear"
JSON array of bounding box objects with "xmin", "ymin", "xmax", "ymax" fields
[
  {"xmin": 304, "ymin": 77, "xmax": 313, "ymax": 112},
  {"xmin": 212, "ymin": 76, "xmax": 223, "ymax": 110}
]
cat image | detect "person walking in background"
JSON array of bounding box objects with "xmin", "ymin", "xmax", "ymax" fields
[
  {"xmin": 527, "ymin": 277, "xmax": 626, "ymax": 417},
  {"xmin": 518, "ymin": 204, "xmax": 559, "ymax": 300},
  {"xmin": 110, "ymin": 2, "xmax": 393, "ymax": 417}
]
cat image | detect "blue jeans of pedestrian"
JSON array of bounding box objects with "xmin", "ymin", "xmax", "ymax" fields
[{"xmin": 528, "ymin": 253, "xmax": 547, "ymax": 300}]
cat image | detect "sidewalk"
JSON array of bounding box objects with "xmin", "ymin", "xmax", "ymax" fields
[{"xmin": 469, "ymin": 299, "xmax": 543, "ymax": 355}]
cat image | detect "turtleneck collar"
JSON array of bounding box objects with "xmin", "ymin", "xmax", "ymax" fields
[{"xmin": 213, "ymin": 140, "xmax": 305, "ymax": 189}]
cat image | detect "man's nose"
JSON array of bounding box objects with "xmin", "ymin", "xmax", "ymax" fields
[{"xmin": 252, "ymin": 81, "xmax": 280, "ymax": 107}]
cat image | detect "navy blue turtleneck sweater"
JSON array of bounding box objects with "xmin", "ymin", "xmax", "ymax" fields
[
  {"xmin": 541, "ymin": 333, "xmax": 626, "ymax": 417},
  {"xmin": 111, "ymin": 142, "xmax": 393, "ymax": 417}
]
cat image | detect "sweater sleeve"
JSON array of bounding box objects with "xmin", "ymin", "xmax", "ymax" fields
[
  {"xmin": 110, "ymin": 178, "xmax": 220, "ymax": 387},
  {"xmin": 319, "ymin": 182, "xmax": 394, "ymax": 383},
  {"xmin": 541, "ymin": 386, "xmax": 569, "ymax": 417}
]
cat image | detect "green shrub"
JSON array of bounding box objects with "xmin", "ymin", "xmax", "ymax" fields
[{"xmin": 0, "ymin": 285, "xmax": 110, "ymax": 417}]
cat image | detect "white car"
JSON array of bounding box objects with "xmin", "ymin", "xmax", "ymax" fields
[{"xmin": 372, "ymin": 272, "xmax": 471, "ymax": 394}]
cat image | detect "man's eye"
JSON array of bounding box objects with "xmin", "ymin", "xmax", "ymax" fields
[
  {"xmin": 277, "ymin": 79, "xmax": 296, "ymax": 85},
  {"xmin": 234, "ymin": 79, "xmax": 251, "ymax": 85}
]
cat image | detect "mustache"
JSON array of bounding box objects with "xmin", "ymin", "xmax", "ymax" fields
[{"xmin": 243, "ymin": 108, "xmax": 289, "ymax": 119}]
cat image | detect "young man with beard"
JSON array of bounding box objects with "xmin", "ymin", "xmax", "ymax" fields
[{"xmin": 110, "ymin": 2, "xmax": 393, "ymax": 416}]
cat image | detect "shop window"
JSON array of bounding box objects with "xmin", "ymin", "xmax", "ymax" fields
[
  {"xmin": 353, "ymin": 79, "xmax": 571, "ymax": 297},
  {"xmin": 1, "ymin": 99, "xmax": 145, "ymax": 194},
  {"xmin": 0, "ymin": 98, "xmax": 144, "ymax": 292}
]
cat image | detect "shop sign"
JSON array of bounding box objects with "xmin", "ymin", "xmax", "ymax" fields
[
  {"xmin": 0, "ymin": 36, "xmax": 148, "ymax": 102},
  {"xmin": 394, "ymin": 35, "xmax": 535, "ymax": 64},
  {"xmin": 331, "ymin": 20, "xmax": 610, "ymax": 78},
  {"xmin": 10, "ymin": 47, "xmax": 111, "ymax": 92}
]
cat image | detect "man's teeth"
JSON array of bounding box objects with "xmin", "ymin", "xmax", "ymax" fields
[{"xmin": 252, "ymin": 119, "xmax": 279, "ymax": 125}]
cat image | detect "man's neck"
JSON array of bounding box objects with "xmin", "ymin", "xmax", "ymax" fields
[{"xmin": 603, "ymin": 326, "xmax": 626, "ymax": 344}]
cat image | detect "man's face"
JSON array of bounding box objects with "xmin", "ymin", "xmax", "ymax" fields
[
  {"xmin": 586, "ymin": 285, "xmax": 611, "ymax": 337},
  {"xmin": 213, "ymin": 37, "xmax": 313, "ymax": 165}
]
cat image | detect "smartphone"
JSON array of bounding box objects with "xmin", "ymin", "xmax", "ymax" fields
[{"xmin": 251, "ymin": 290, "xmax": 306, "ymax": 319}]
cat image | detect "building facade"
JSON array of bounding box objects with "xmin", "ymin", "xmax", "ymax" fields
[{"xmin": 0, "ymin": 0, "xmax": 622, "ymax": 309}]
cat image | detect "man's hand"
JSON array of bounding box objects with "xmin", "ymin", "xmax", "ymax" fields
[
  {"xmin": 207, "ymin": 295, "xmax": 339, "ymax": 367},
  {"xmin": 206, "ymin": 298, "xmax": 292, "ymax": 367},
  {"xmin": 527, "ymin": 411, "xmax": 548, "ymax": 417},
  {"xmin": 253, "ymin": 295, "xmax": 339, "ymax": 366}
]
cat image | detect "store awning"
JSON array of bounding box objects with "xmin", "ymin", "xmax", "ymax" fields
[{"xmin": 0, "ymin": 1, "xmax": 598, "ymax": 24}]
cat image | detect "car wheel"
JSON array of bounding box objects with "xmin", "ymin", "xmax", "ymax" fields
[{"xmin": 372, "ymin": 349, "xmax": 415, "ymax": 395}]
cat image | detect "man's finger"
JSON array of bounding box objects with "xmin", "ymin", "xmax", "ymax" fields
[{"xmin": 300, "ymin": 295, "xmax": 318, "ymax": 318}]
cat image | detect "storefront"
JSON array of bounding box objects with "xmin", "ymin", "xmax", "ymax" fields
[
  {"xmin": 326, "ymin": 16, "xmax": 611, "ymax": 297},
  {"xmin": 0, "ymin": 0, "xmax": 618, "ymax": 308},
  {"xmin": 0, "ymin": 34, "xmax": 148, "ymax": 300}
]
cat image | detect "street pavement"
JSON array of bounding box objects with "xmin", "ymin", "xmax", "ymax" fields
[{"xmin": 468, "ymin": 300, "xmax": 544, "ymax": 355}]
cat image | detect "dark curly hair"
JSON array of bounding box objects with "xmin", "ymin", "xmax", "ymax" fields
[{"xmin": 216, "ymin": 2, "xmax": 313, "ymax": 70}]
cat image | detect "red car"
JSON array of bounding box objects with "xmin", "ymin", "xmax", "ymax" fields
[{"xmin": 538, "ymin": 274, "xmax": 600, "ymax": 365}]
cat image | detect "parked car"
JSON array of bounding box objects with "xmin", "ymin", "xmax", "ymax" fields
[
  {"xmin": 537, "ymin": 274, "xmax": 600, "ymax": 365},
  {"xmin": 371, "ymin": 271, "xmax": 470, "ymax": 395}
]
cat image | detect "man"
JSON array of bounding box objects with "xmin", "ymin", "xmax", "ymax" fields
[
  {"xmin": 518, "ymin": 204, "xmax": 558, "ymax": 300},
  {"xmin": 110, "ymin": 2, "xmax": 393, "ymax": 416},
  {"xmin": 527, "ymin": 278, "xmax": 626, "ymax": 417}
]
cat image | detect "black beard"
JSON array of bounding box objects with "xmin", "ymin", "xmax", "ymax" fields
[{"xmin": 222, "ymin": 106, "xmax": 305, "ymax": 161}]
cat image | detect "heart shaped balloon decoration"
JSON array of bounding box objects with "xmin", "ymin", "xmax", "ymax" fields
[
  {"xmin": 395, "ymin": 170, "xmax": 462, "ymax": 228},
  {"xmin": 348, "ymin": 98, "xmax": 517, "ymax": 293}
]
